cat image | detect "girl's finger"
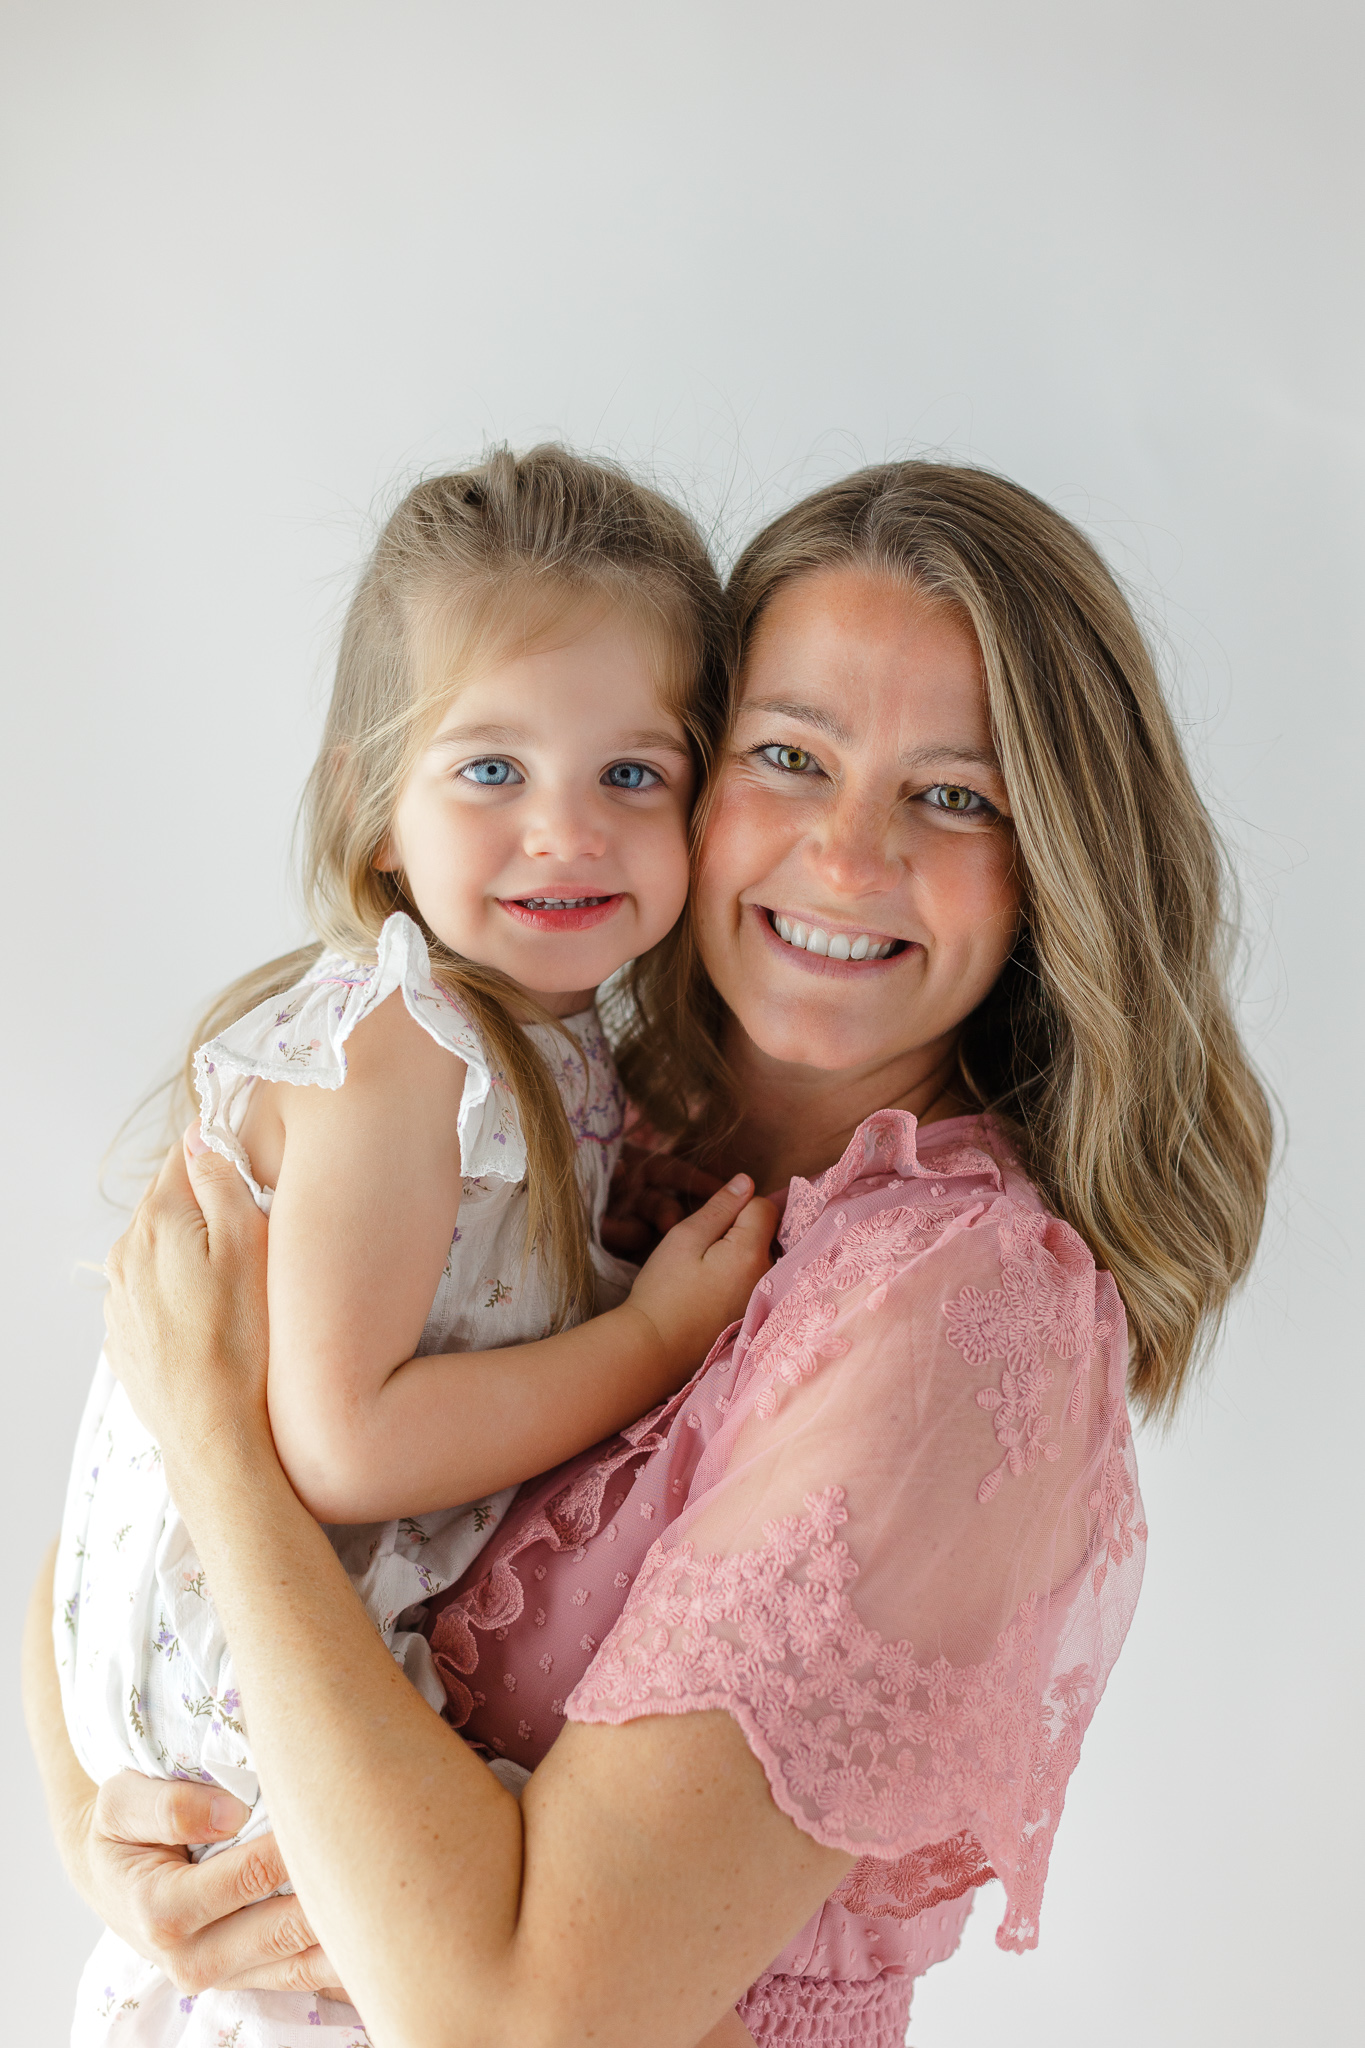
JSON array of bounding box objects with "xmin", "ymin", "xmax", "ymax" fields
[
  {"xmin": 672, "ymin": 1175, "xmax": 756, "ymax": 1249},
  {"xmin": 721, "ymin": 1193, "xmax": 781, "ymax": 1250}
]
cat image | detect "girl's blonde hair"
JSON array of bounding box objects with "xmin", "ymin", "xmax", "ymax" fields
[
  {"xmin": 184, "ymin": 444, "xmax": 732, "ymax": 1325},
  {"xmin": 616, "ymin": 461, "xmax": 1273, "ymax": 1419}
]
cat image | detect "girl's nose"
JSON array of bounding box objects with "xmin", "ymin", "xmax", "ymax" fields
[{"xmin": 522, "ymin": 791, "xmax": 609, "ymax": 864}]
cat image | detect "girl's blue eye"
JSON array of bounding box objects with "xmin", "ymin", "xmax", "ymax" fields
[
  {"xmin": 603, "ymin": 761, "xmax": 661, "ymax": 790},
  {"xmin": 758, "ymin": 744, "xmax": 816, "ymax": 773},
  {"xmin": 926, "ymin": 783, "xmax": 993, "ymax": 816},
  {"xmin": 461, "ymin": 758, "xmax": 521, "ymax": 786}
]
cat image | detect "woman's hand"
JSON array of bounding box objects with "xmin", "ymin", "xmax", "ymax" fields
[
  {"xmin": 601, "ymin": 1143, "xmax": 728, "ymax": 1257},
  {"xmin": 22, "ymin": 1544, "xmax": 344, "ymax": 2001},
  {"xmin": 103, "ymin": 1134, "xmax": 272, "ymax": 1474},
  {"xmin": 75, "ymin": 1773, "xmax": 345, "ymax": 1998}
]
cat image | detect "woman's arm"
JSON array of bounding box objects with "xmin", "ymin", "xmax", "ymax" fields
[
  {"xmin": 22, "ymin": 1543, "xmax": 338, "ymax": 1998},
  {"xmin": 255, "ymin": 991, "xmax": 771, "ymax": 1522},
  {"xmin": 104, "ymin": 1143, "xmax": 846, "ymax": 2048}
]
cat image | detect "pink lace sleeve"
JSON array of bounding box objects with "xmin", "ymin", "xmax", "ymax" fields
[{"xmin": 567, "ymin": 1189, "xmax": 1146, "ymax": 1952}]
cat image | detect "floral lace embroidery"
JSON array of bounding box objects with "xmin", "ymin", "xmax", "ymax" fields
[
  {"xmin": 744, "ymin": 1202, "xmax": 967, "ymax": 1417},
  {"xmin": 779, "ymin": 1109, "xmax": 1003, "ymax": 1250},
  {"xmin": 1088, "ymin": 1413, "xmax": 1148, "ymax": 1593},
  {"xmin": 834, "ymin": 1828, "xmax": 995, "ymax": 1921},
  {"xmin": 941, "ymin": 1211, "xmax": 1102, "ymax": 1504},
  {"xmin": 568, "ymin": 1484, "xmax": 1094, "ymax": 1950}
]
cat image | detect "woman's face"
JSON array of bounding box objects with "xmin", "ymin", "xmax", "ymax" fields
[{"xmin": 694, "ymin": 567, "xmax": 1021, "ymax": 1079}]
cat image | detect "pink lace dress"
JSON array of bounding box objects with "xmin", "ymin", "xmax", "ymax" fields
[{"xmin": 427, "ymin": 1109, "xmax": 1147, "ymax": 2047}]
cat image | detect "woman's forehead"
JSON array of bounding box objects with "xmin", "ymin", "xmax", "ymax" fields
[{"xmin": 737, "ymin": 569, "xmax": 989, "ymax": 744}]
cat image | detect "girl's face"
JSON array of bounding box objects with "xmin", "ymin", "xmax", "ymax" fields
[
  {"xmin": 381, "ymin": 608, "xmax": 695, "ymax": 1014},
  {"xmin": 695, "ymin": 567, "xmax": 1021, "ymax": 1077}
]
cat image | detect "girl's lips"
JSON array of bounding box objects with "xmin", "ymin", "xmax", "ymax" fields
[
  {"xmin": 497, "ymin": 894, "xmax": 625, "ymax": 933},
  {"xmin": 749, "ymin": 902, "xmax": 920, "ymax": 975}
]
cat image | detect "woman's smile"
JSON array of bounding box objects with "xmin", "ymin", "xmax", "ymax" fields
[
  {"xmin": 696, "ymin": 566, "xmax": 1020, "ymax": 1081},
  {"xmin": 751, "ymin": 902, "xmax": 914, "ymax": 969}
]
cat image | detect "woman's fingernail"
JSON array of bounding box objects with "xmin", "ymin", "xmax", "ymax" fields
[
  {"xmin": 209, "ymin": 1796, "xmax": 242, "ymax": 1834},
  {"xmin": 185, "ymin": 1125, "xmax": 209, "ymax": 1157},
  {"xmin": 726, "ymin": 1174, "xmax": 752, "ymax": 1195}
]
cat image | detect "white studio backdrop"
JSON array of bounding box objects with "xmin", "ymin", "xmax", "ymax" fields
[{"xmin": 2, "ymin": 1, "xmax": 1361, "ymax": 2037}]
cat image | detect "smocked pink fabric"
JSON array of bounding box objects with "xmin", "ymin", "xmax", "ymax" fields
[{"xmin": 426, "ymin": 1109, "xmax": 1146, "ymax": 2040}]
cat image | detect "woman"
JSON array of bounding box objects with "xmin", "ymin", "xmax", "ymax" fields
[{"xmin": 25, "ymin": 461, "xmax": 1272, "ymax": 2047}]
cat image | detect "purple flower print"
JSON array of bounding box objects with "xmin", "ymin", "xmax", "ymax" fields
[{"xmin": 179, "ymin": 1995, "xmax": 198, "ymax": 2014}]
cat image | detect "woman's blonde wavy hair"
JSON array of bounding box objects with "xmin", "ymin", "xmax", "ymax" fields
[
  {"xmin": 614, "ymin": 461, "xmax": 1273, "ymax": 1419},
  {"xmin": 179, "ymin": 444, "xmax": 732, "ymax": 1326}
]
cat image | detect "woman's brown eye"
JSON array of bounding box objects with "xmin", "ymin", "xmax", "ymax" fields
[
  {"xmin": 931, "ymin": 784, "xmax": 982, "ymax": 813},
  {"xmin": 761, "ymin": 744, "xmax": 812, "ymax": 773}
]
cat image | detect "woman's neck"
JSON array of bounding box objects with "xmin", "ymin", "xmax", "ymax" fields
[{"xmin": 704, "ymin": 1027, "xmax": 970, "ymax": 1194}]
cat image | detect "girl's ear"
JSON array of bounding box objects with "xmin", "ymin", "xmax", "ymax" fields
[{"xmin": 372, "ymin": 831, "xmax": 399, "ymax": 874}]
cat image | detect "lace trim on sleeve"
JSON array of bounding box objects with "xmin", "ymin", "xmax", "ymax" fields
[{"xmin": 566, "ymin": 1471, "xmax": 1138, "ymax": 1953}]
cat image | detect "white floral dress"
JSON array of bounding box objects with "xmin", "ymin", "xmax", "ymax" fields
[{"xmin": 53, "ymin": 911, "xmax": 631, "ymax": 2046}]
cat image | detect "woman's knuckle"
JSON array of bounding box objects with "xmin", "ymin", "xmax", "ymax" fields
[
  {"xmin": 260, "ymin": 1906, "xmax": 313, "ymax": 1961},
  {"xmin": 165, "ymin": 1950, "xmax": 215, "ymax": 1996},
  {"xmin": 277, "ymin": 1946, "xmax": 328, "ymax": 1993},
  {"xmin": 233, "ymin": 1848, "xmax": 282, "ymax": 1902},
  {"xmin": 146, "ymin": 1897, "xmax": 194, "ymax": 1950}
]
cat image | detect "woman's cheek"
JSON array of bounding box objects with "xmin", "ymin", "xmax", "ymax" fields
[{"xmin": 931, "ymin": 835, "xmax": 1020, "ymax": 987}]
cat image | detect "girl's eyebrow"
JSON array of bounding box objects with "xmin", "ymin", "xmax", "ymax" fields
[
  {"xmin": 620, "ymin": 727, "xmax": 693, "ymax": 756},
  {"xmin": 428, "ymin": 722, "xmax": 691, "ymax": 756},
  {"xmin": 430, "ymin": 722, "xmax": 526, "ymax": 748}
]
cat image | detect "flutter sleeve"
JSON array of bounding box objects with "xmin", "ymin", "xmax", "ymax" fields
[
  {"xmin": 567, "ymin": 1183, "xmax": 1147, "ymax": 1951},
  {"xmin": 194, "ymin": 910, "xmax": 526, "ymax": 1206}
]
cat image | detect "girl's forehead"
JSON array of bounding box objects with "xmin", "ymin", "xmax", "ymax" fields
[{"xmin": 417, "ymin": 585, "xmax": 691, "ymax": 719}]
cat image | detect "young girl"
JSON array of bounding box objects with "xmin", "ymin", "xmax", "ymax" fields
[{"xmin": 53, "ymin": 447, "xmax": 775, "ymax": 2046}]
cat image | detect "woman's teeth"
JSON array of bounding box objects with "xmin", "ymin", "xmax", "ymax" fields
[
  {"xmin": 520, "ymin": 896, "xmax": 610, "ymax": 909},
  {"xmin": 771, "ymin": 913, "xmax": 897, "ymax": 961}
]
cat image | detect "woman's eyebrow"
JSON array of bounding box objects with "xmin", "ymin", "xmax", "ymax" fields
[
  {"xmin": 741, "ymin": 699, "xmax": 1000, "ymax": 773},
  {"xmin": 741, "ymin": 697, "xmax": 852, "ymax": 741},
  {"xmin": 899, "ymin": 743, "xmax": 1002, "ymax": 773}
]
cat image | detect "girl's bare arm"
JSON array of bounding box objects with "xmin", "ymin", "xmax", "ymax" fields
[
  {"xmin": 101, "ymin": 1141, "xmax": 844, "ymax": 2047},
  {"xmin": 251, "ymin": 992, "xmax": 772, "ymax": 1522}
]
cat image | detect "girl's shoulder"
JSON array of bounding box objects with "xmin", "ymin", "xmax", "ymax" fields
[{"xmin": 194, "ymin": 913, "xmax": 526, "ymax": 1196}]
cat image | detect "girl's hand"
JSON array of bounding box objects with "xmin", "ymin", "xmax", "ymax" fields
[
  {"xmin": 103, "ymin": 1134, "xmax": 272, "ymax": 1473},
  {"xmin": 625, "ymin": 1176, "xmax": 778, "ymax": 1379}
]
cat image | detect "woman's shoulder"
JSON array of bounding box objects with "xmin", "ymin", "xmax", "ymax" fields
[
  {"xmin": 194, "ymin": 913, "xmax": 527, "ymax": 1183},
  {"xmin": 747, "ymin": 1106, "xmax": 1126, "ymax": 1444}
]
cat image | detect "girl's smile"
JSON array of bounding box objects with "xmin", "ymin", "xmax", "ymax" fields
[{"xmin": 380, "ymin": 608, "xmax": 695, "ymax": 1014}]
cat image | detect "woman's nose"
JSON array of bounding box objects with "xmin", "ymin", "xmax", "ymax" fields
[{"xmin": 811, "ymin": 794, "xmax": 901, "ymax": 896}]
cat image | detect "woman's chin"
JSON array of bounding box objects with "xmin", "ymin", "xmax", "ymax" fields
[{"xmin": 734, "ymin": 1004, "xmax": 924, "ymax": 1078}]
